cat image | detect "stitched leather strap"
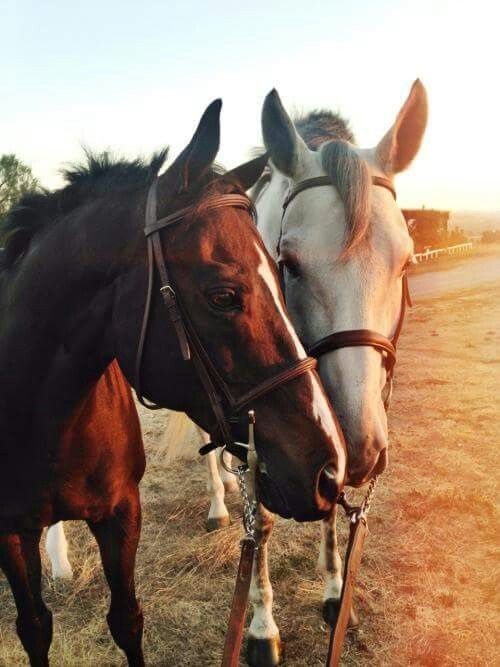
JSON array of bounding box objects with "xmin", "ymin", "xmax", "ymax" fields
[
  {"xmin": 221, "ymin": 538, "xmax": 255, "ymax": 667},
  {"xmin": 145, "ymin": 194, "xmax": 255, "ymax": 236},
  {"xmin": 230, "ymin": 356, "xmax": 317, "ymax": 412},
  {"xmin": 282, "ymin": 174, "xmax": 396, "ymax": 213},
  {"xmin": 309, "ymin": 330, "xmax": 396, "ymax": 370}
]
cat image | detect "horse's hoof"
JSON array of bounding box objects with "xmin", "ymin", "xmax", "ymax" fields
[
  {"xmin": 205, "ymin": 515, "xmax": 230, "ymax": 532},
  {"xmin": 322, "ymin": 598, "xmax": 359, "ymax": 630},
  {"xmin": 246, "ymin": 635, "xmax": 282, "ymax": 666}
]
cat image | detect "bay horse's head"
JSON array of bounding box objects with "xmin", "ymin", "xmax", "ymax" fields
[
  {"xmin": 113, "ymin": 101, "xmax": 346, "ymax": 520},
  {"xmin": 255, "ymin": 81, "xmax": 428, "ymax": 487}
]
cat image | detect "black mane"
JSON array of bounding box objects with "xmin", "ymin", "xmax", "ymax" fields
[
  {"xmin": 2, "ymin": 148, "xmax": 169, "ymax": 269},
  {"xmin": 294, "ymin": 109, "xmax": 355, "ymax": 149}
]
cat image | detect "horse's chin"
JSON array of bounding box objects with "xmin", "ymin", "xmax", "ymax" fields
[{"xmin": 256, "ymin": 470, "xmax": 331, "ymax": 522}]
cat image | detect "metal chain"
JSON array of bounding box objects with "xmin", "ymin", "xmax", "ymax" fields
[
  {"xmin": 338, "ymin": 475, "xmax": 379, "ymax": 523},
  {"xmin": 360, "ymin": 475, "xmax": 378, "ymax": 517},
  {"xmin": 236, "ymin": 466, "xmax": 257, "ymax": 539}
]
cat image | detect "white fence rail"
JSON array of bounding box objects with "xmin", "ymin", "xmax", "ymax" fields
[{"xmin": 414, "ymin": 242, "xmax": 473, "ymax": 263}]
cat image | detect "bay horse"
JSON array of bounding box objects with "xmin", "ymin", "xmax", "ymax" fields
[
  {"xmin": 0, "ymin": 100, "xmax": 347, "ymax": 666},
  {"xmin": 201, "ymin": 80, "xmax": 428, "ymax": 664}
]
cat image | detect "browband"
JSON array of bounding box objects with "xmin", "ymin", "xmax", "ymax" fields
[
  {"xmin": 145, "ymin": 194, "xmax": 255, "ymax": 237},
  {"xmin": 282, "ymin": 174, "xmax": 396, "ymax": 213}
]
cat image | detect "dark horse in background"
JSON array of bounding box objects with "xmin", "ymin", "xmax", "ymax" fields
[{"xmin": 0, "ymin": 100, "xmax": 346, "ymax": 666}]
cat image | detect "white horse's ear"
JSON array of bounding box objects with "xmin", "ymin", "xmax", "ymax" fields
[
  {"xmin": 375, "ymin": 79, "xmax": 428, "ymax": 174},
  {"xmin": 261, "ymin": 89, "xmax": 309, "ymax": 178}
]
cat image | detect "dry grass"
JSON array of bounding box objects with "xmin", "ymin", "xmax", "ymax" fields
[{"xmin": 0, "ymin": 283, "xmax": 499, "ymax": 665}]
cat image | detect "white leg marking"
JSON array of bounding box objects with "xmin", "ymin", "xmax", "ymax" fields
[
  {"xmin": 218, "ymin": 454, "xmax": 239, "ymax": 493},
  {"xmin": 45, "ymin": 522, "xmax": 73, "ymax": 580},
  {"xmin": 205, "ymin": 448, "xmax": 230, "ymax": 523},
  {"xmin": 248, "ymin": 505, "xmax": 279, "ymax": 640},
  {"xmin": 318, "ymin": 507, "xmax": 343, "ymax": 601}
]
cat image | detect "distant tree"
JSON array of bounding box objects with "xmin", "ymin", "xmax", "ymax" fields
[
  {"xmin": 0, "ymin": 154, "xmax": 39, "ymax": 240},
  {"xmin": 481, "ymin": 229, "xmax": 500, "ymax": 243},
  {"xmin": 447, "ymin": 227, "xmax": 468, "ymax": 245}
]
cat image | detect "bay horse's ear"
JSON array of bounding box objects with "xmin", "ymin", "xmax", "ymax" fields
[
  {"xmin": 224, "ymin": 153, "xmax": 269, "ymax": 191},
  {"xmin": 375, "ymin": 79, "xmax": 428, "ymax": 174},
  {"xmin": 160, "ymin": 99, "xmax": 222, "ymax": 193},
  {"xmin": 262, "ymin": 89, "xmax": 309, "ymax": 178}
]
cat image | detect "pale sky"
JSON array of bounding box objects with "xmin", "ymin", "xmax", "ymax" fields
[{"xmin": 2, "ymin": 0, "xmax": 498, "ymax": 211}]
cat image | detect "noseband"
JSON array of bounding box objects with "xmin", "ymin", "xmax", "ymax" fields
[
  {"xmin": 279, "ymin": 174, "xmax": 412, "ymax": 382},
  {"xmin": 135, "ymin": 177, "xmax": 317, "ymax": 452}
]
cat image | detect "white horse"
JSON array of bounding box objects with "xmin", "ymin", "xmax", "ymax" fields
[
  {"xmin": 46, "ymin": 80, "xmax": 427, "ymax": 666},
  {"xmin": 203, "ymin": 80, "xmax": 428, "ymax": 665}
]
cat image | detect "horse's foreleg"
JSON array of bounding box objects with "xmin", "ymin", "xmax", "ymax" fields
[
  {"xmin": 246, "ymin": 504, "xmax": 281, "ymax": 666},
  {"xmin": 45, "ymin": 522, "xmax": 73, "ymax": 580},
  {"xmin": 318, "ymin": 507, "xmax": 358, "ymax": 628},
  {"xmin": 87, "ymin": 487, "xmax": 144, "ymax": 667},
  {"xmin": 205, "ymin": 445, "xmax": 231, "ymax": 531},
  {"xmin": 0, "ymin": 530, "xmax": 52, "ymax": 667}
]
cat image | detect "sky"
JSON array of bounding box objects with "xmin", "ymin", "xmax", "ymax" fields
[{"xmin": 2, "ymin": 0, "xmax": 499, "ymax": 211}]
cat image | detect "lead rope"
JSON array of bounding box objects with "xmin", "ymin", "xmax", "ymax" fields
[
  {"xmin": 221, "ymin": 412, "xmax": 257, "ymax": 667},
  {"xmin": 326, "ymin": 477, "xmax": 378, "ymax": 667}
]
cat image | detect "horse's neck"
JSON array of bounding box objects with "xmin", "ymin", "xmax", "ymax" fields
[{"xmin": 0, "ymin": 225, "xmax": 119, "ymax": 414}]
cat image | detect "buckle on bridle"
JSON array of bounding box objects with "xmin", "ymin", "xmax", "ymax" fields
[
  {"xmin": 219, "ymin": 410, "xmax": 256, "ymax": 474},
  {"xmin": 160, "ymin": 284, "xmax": 176, "ymax": 298}
]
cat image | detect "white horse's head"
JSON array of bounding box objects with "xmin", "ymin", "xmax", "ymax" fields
[{"xmin": 254, "ymin": 81, "xmax": 428, "ymax": 486}]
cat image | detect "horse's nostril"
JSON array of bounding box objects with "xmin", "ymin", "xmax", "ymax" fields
[
  {"xmin": 318, "ymin": 464, "xmax": 340, "ymax": 504},
  {"xmin": 374, "ymin": 448, "xmax": 388, "ymax": 476},
  {"xmin": 323, "ymin": 465, "xmax": 337, "ymax": 481}
]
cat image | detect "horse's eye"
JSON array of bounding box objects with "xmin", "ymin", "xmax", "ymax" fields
[
  {"xmin": 284, "ymin": 259, "xmax": 300, "ymax": 278},
  {"xmin": 208, "ymin": 288, "xmax": 241, "ymax": 311}
]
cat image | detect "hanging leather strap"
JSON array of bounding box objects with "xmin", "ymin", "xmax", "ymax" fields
[
  {"xmin": 326, "ymin": 518, "xmax": 369, "ymax": 666},
  {"xmin": 221, "ymin": 538, "xmax": 256, "ymax": 667}
]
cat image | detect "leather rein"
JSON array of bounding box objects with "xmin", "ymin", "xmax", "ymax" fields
[
  {"xmin": 134, "ymin": 177, "xmax": 317, "ymax": 452},
  {"xmin": 279, "ymin": 174, "xmax": 412, "ymax": 381}
]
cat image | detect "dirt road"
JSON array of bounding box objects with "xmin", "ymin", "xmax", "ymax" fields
[
  {"xmin": 0, "ymin": 264, "xmax": 498, "ymax": 665},
  {"xmin": 411, "ymin": 254, "xmax": 500, "ymax": 298}
]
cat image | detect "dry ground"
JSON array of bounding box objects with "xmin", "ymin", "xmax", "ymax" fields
[{"xmin": 0, "ymin": 279, "xmax": 498, "ymax": 665}]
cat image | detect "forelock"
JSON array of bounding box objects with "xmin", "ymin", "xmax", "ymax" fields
[{"xmin": 320, "ymin": 140, "xmax": 371, "ymax": 258}]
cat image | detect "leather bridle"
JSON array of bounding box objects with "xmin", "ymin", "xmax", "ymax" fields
[
  {"xmin": 278, "ymin": 174, "xmax": 412, "ymax": 387},
  {"xmin": 134, "ymin": 176, "xmax": 317, "ymax": 452}
]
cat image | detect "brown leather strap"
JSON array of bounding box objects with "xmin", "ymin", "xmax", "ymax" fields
[
  {"xmin": 230, "ymin": 356, "xmax": 317, "ymax": 412},
  {"xmin": 145, "ymin": 194, "xmax": 255, "ymax": 236},
  {"xmin": 372, "ymin": 175, "xmax": 397, "ymax": 200},
  {"xmin": 221, "ymin": 538, "xmax": 255, "ymax": 667},
  {"xmin": 282, "ymin": 174, "xmax": 396, "ymax": 214},
  {"xmin": 308, "ymin": 330, "xmax": 396, "ymax": 369},
  {"xmin": 326, "ymin": 518, "xmax": 368, "ymax": 666},
  {"xmin": 150, "ymin": 232, "xmax": 191, "ymax": 361},
  {"xmin": 135, "ymin": 236, "xmax": 159, "ymax": 408},
  {"xmin": 282, "ymin": 176, "xmax": 332, "ymax": 211}
]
